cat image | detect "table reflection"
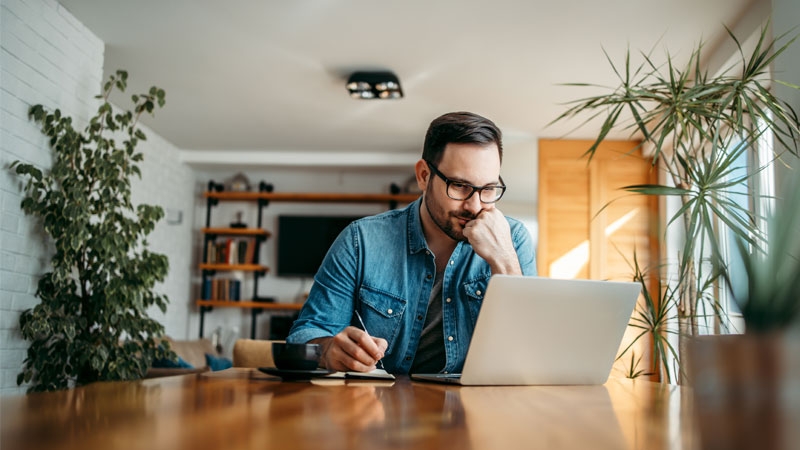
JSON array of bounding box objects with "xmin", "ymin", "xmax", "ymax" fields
[{"xmin": 264, "ymin": 377, "xmax": 470, "ymax": 449}]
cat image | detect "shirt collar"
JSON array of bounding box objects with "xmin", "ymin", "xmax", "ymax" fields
[
  {"xmin": 406, "ymin": 196, "xmax": 428, "ymax": 254},
  {"xmin": 406, "ymin": 196, "xmax": 469, "ymax": 257}
]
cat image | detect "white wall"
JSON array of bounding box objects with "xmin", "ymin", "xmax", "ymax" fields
[
  {"xmin": 131, "ymin": 124, "xmax": 195, "ymax": 340},
  {"xmin": 0, "ymin": 0, "xmax": 194, "ymax": 396},
  {"xmin": 773, "ymin": 0, "xmax": 800, "ymax": 198}
]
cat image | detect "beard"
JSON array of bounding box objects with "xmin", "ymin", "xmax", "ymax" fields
[{"xmin": 423, "ymin": 185, "xmax": 477, "ymax": 242}]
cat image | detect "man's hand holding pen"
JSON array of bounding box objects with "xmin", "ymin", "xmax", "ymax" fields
[{"xmin": 311, "ymin": 325, "xmax": 388, "ymax": 373}]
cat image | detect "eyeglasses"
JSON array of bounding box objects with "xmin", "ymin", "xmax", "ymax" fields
[{"xmin": 425, "ymin": 161, "xmax": 506, "ymax": 204}]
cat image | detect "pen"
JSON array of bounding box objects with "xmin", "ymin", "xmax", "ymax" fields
[{"xmin": 354, "ymin": 309, "xmax": 386, "ymax": 370}]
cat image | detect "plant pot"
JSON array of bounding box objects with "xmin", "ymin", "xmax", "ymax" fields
[{"xmin": 687, "ymin": 332, "xmax": 800, "ymax": 450}]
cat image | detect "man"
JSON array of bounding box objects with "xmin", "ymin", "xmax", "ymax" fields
[{"xmin": 287, "ymin": 111, "xmax": 536, "ymax": 374}]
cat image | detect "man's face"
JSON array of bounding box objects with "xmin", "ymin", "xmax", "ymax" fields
[{"xmin": 421, "ymin": 142, "xmax": 502, "ymax": 242}]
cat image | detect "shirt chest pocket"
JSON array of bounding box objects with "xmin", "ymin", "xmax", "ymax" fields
[
  {"xmin": 358, "ymin": 286, "xmax": 407, "ymax": 354},
  {"xmin": 462, "ymin": 277, "xmax": 490, "ymax": 327}
]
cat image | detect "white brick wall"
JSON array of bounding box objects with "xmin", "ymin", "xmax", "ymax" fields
[
  {"xmin": 0, "ymin": 0, "xmax": 104, "ymax": 397},
  {"xmin": 1, "ymin": 0, "xmax": 195, "ymax": 396}
]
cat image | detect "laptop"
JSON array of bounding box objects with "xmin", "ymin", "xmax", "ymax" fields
[{"xmin": 410, "ymin": 275, "xmax": 640, "ymax": 386}]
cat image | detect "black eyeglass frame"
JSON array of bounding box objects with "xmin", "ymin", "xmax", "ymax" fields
[{"xmin": 425, "ymin": 160, "xmax": 507, "ymax": 204}]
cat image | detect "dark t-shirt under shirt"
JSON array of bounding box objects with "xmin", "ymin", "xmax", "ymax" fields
[{"xmin": 410, "ymin": 271, "xmax": 446, "ymax": 373}]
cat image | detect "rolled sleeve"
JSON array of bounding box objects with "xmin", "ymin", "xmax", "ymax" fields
[{"xmin": 509, "ymin": 218, "xmax": 537, "ymax": 276}]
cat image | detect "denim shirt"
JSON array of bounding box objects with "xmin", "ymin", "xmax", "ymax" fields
[{"xmin": 287, "ymin": 197, "xmax": 537, "ymax": 374}]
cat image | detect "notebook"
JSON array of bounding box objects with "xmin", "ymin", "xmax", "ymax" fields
[
  {"xmin": 410, "ymin": 275, "xmax": 640, "ymax": 386},
  {"xmin": 326, "ymin": 368, "xmax": 396, "ymax": 380}
]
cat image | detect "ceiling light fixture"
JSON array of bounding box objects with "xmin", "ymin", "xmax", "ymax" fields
[{"xmin": 346, "ymin": 71, "xmax": 403, "ymax": 99}]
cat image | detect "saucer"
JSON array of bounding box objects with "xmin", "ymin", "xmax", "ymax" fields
[{"xmin": 258, "ymin": 367, "xmax": 334, "ymax": 381}]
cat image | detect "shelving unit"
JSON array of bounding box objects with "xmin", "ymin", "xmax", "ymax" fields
[
  {"xmin": 204, "ymin": 191, "xmax": 420, "ymax": 209},
  {"xmin": 197, "ymin": 180, "xmax": 419, "ymax": 339},
  {"xmin": 198, "ymin": 195, "xmax": 272, "ymax": 338}
]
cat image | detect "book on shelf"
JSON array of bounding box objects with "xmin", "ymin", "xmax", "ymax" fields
[
  {"xmin": 244, "ymin": 239, "xmax": 255, "ymax": 265},
  {"xmin": 205, "ymin": 278, "xmax": 242, "ymax": 301},
  {"xmin": 237, "ymin": 240, "xmax": 248, "ymax": 264},
  {"xmin": 212, "ymin": 279, "xmax": 220, "ymax": 300},
  {"xmin": 202, "ymin": 278, "xmax": 212, "ymax": 300},
  {"xmin": 205, "ymin": 238, "xmax": 257, "ymax": 265},
  {"xmin": 227, "ymin": 239, "xmax": 237, "ymax": 265},
  {"xmin": 230, "ymin": 279, "xmax": 241, "ymax": 301},
  {"xmin": 205, "ymin": 240, "xmax": 216, "ymax": 264}
]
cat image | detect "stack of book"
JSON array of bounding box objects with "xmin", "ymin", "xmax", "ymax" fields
[
  {"xmin": 205, "ymin": 238, "xmax": 256, "ymax": 265},
  {"xmin": 201, "ymin": 278, "xmax": 242, "ymax": 301}
]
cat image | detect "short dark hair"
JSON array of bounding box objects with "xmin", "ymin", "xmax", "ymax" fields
[{"xmin": 422, "ymin": 112, "xmax": 503, "ymax": 165}]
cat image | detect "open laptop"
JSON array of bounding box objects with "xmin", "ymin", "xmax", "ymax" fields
[{"xmin": 411, "ymin": 275, "xmax": 640, "ymax": 386}]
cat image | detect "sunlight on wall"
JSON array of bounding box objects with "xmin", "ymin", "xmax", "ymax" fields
[
  {"xmin": 605, "ymin": 209, "xmax": 639, "ymax": 235},
  {"xmin": 550, "ymin": 241, "xmax": 590, "ymax": 279},
  {"xmin": 549, "ymin": 208, "xmax": 640, "ymax": 279}
]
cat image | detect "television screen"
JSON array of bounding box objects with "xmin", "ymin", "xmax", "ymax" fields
[{"xmin": 276, "ymin": 215, "xmax": 362, "ymax": 277}]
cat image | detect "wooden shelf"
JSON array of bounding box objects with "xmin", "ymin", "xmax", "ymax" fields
[
  {"xmin": 199, "ymin": 263, "xmax": 268, "ymax": 272},
  {"xmin": 196, "ymin": 300, "xmax": 303, "ymax": 311},
  {"xmin": 204, "ymin": 191, "xmax": 420, "ymax": 204},
  {"xmin": 202, "ymin": 227, "xmax": 271, "ymax": 237}
]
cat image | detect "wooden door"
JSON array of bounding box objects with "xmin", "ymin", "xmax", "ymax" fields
[{"xmin": 539, "ymin": 139, "xmax": 659, "ymax": 280}]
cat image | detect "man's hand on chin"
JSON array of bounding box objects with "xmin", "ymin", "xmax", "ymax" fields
[{"xmin": 462, "ymin": 208, "xmax": 522, "ymax": 275}]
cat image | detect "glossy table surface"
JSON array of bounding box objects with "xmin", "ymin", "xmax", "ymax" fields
[{"xmin": 1, "ymin": 369, "xmax": 697, "ymax": 450}]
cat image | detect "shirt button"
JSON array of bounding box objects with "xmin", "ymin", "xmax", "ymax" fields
[
  {"xmin": 448, "ymin": 336, "xmax": 454, "ymax": 342},
  {"xmin": 387, "ymin": 309, "xmax": 393, "ymax": 314},
  {"xmin": 425, "ymin": 250, "xmax": 430, "ymax": 255},
  {"xmin": 426, "ymin": 274, "xmax": 432, "ymax": 280},
  {"xmin": 476, "ymin": 290, "xmax": 482, "ymax": 296},
  {"xmin": 446, "ymin": 298, "xmax": 451, "ymax": 303},
  {"xmin": 449, "ymin": 260, "xmax": 454, "ymax": 265},
  {"xmin": 405, "ymin": 356, "xmax": 411, "ymax": 361},
  {"xmin": 417, "ymin": 315, "xmax": 423, "ymax": 320}
]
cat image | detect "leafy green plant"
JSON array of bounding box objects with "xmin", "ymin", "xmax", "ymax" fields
[
  {"xmin": 722, "ymin": 168, "xmax": 800, "ymax": 332},
  {"xmin": 622, "ymin": 352, "xmax": 650, "ymax": 380},
  {"xmin": 12, "ymin": 70, "xmax": 175, "ymax": 392},
  {"xmin": 614, "ymin": 251, "xmax": 682, "ymax": 383},
  {"xmin": 552, "ymin": 24, "xmax": 800, "ymax": 382}
]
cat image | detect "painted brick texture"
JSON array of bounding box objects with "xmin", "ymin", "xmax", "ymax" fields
[
  {"xmin": 1, "ymin": 0, "xmax": 104, "ymax": 397},
  {"xmin": 1, "ymin": 0, "xmax": 194, "ymax": 396}
]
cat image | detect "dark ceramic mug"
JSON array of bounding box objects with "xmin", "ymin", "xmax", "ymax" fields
[{"xmin": 272, "ymin": 342, "xmax": 321, "ymax": 370}]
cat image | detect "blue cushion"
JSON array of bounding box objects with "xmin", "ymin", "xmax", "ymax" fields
[
  {"xmin": 153, "ymin": 355, "xmax": 194, "ymax": 369},
  {"xmin": 205, "ymin": 353, "xmax": 233, "ymax": 371}
]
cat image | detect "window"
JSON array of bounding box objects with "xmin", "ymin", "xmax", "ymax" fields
[{"xmin": 718, "ymin": 117, "xmax": 775, "ymax": 332}]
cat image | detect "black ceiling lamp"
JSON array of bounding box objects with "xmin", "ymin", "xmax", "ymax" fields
[{"xmin": 346, "ymin": 71, "xmax": 403, "ymax": 99}]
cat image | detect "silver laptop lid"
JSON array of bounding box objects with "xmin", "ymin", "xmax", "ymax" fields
[{"xmin": 459, "ymin": 275, "xmax": 640, "ymax": 386}]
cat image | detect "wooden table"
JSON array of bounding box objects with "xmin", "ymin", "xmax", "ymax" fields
[{"xmin": 1, "ymin": 370, "xmax": 699, "ymax": 450}]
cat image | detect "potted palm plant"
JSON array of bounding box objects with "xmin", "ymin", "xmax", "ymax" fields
[
  {"xmin": 551, "ymin": 23, "xmax": 800, "ymax": 382},
  {"xmin": 688, "ymin": 167, "xmax": 800, "ymax": 449}
]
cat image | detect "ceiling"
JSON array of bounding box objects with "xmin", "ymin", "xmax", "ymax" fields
[{"xmin": 58, "ymin": 0, "xmax": 762, "ymax": 166}]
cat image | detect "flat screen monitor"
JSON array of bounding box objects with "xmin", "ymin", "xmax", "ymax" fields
[{"xmin": 276, "ymin": 215, "xmax": 362, "ymax": 277}]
